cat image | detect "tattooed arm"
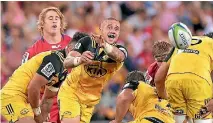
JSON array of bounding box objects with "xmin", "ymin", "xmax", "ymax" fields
[{"xmin": 40, "ymin": 87, "xmax": 56, "ymax": 121}]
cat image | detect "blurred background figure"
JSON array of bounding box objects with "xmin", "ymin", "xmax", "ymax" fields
[{"xmin": 1, "ymin": 1, "xmax": 213, "ymax": 123}]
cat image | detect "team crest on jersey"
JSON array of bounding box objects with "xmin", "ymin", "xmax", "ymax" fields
[
  {"xmin": 41, "ymin": 62, "xmax": 55, "ymax": 78},
  {"xmin": 84, "ymin": 65, "xmax": 107, "ymax": 78}
]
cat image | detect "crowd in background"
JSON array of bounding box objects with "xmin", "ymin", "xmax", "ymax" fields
[{"xmin": 1, "ymin": 1, "xmax": 213, "ymax": 122}]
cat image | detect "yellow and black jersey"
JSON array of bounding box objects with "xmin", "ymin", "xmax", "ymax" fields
[
  {"xmin": 123, "ymin": 81, "xmax": 174, "ymax": 122},
  {"xmin": 61, "ymin": 36, "xmax": 128, "ymax": 105},
  {"xmin": 165, "ymin": 36, "xmax": 213, "ymax": 84},
  {"xmin": 1, "ymin": 50, "xmax": 68, "ymax": 99}
]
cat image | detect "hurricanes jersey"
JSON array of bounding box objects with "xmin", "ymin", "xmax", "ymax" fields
[
  {"xmin": 129, "ymin": 82, "xmax": 173, "ymax": 120},
  {"xmin": 63, "ymin": 36, "xmax": 127, "ymax": 105},
  {"xmin": 1, "ymin": 50, "xmax": 68, "ymax": 99},
  {"xmin": 166, "ymin": 36, "xmax": 213, "ymax": 84}
]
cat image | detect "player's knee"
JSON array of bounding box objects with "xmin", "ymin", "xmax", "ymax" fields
[
  {"xmin": 194, "ymin": 119, "xmax": 213, "ymax": 123},
  {"xmin": 174, "ymin": 115, "xmax": 187, "ymax": 123}
]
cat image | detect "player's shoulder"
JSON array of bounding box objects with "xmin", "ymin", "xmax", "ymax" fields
[
  {"xmin": 147, "ymin": 62, "xmax": 158, "ymax": 73},
  {"xmin": 28, "ymin": 37, "xmax": 44, "ymax": 50},
  {"xmin": 62, "ymin": 34, "xmax": 72, "ymax": 41}
]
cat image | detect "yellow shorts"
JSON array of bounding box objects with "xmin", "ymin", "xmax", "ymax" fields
[
  {"xmin": 58, "ymin": 87, "xmax": 95, "ymax": 123},
  {"xmin": 130, "ymin": 111, "xmax": 175, "ymax": 123},
  {"xmin": 1, "ymin": 93, "xmax": 34, "ymax": 122},
  {"xmin": 166, "ymin": 74, "xmax": 212, "ymax": 119}
]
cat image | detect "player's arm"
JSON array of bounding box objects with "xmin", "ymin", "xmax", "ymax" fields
[
  {"xmin": 63, "ymin": 36, "xmax": 94, "ymax": 68},
  {"xmin": 103, "ymin": 43, "xmax": 127, "ymax": 62},
  {"xmin": 114, "ymin": 81, "xmax": 138, "ymax": 123},
  {"xmin": 28, "ymin": 55, "xmax": 61, "ymax": 122},
  {"xmin": 40, "ymin": 87, "xmax": 56, "ymax": 121},
  {"xmin": 92, "ymin": 34, "xmax": 127, "ymax": 62},
  {"xmin": 154, "ymin": 47, "xmax": 175, "ymax": 99}
]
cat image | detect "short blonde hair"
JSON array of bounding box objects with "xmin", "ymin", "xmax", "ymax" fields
[{"xmin": 37, "ymin": 7, "xmax": 67, "ymax": 35}]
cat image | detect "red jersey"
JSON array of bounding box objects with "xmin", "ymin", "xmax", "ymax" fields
[
  {"xmin": 145, "ymin": 61, "xmax": 159, "ymax": 86},
  {"xmin": 22, "ymin": 34, "xmax": 71, "ymax": 63}
]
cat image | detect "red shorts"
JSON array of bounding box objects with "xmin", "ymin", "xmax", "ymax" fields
[{"xmin": 49, "ymin": 95, "xmax": 60, "ymax": 123}]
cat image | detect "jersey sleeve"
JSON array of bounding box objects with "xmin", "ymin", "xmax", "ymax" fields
[
  {"xmin": 36, "ymin": 54, "xmax": 61, "ymax": 84},
  {"xmin": 73, "ymin": 36, "xmax": 92, "ymax": 54},
  {"xmin": 164, "ymin": 47, "xmax": 176, "ymax": 63},
  {"xmin": 123, "ymin": 80, "xmax": 139, "ymax": 91},
  {"xmin": 116, "ymin": 45, "xmax": 128, "ymax": 60}
]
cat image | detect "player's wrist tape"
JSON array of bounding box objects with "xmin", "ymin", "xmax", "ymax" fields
[
  {"xmin": 33, "ymin": 107, "xmax": 41, "ymax": 116},
  {"xmin": 73, "ymin": 57, "xmax": 81, "ymax": 66},
  {"xmin": 104, "ymin": 42, "xmax": 113, "ymax": 53}
]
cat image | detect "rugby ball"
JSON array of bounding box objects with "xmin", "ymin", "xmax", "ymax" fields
[{"xmin": 168, "ymin": 22, "xmax": 192, "ymax": 49}]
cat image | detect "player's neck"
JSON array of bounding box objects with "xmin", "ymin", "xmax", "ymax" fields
[{"xmin": 43, "ymin": 32, "xmax": 62, "ymax": 44}]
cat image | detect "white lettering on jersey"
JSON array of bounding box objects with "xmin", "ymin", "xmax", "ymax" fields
[
  {"xmin": 22, "ymin": 52, "xmax": 29, "ymax": 64},
  {"xmin": 41, "ymin": 62, "xmax": 55, "ymax": 78},
  {"xmin": 75, "ymin": 43, "xmax": 81, "ymax": 49}
]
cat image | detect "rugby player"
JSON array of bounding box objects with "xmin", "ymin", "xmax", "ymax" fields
[
  {"xmin": 1, "ymin": 32, "xmax": 88, "ymax": 123},
  {"xmin": 155, "ymin": 31, "xmax": 213, "ymax": 122},
  {"xmin": 58, "ymin": 17, "xmax": 128, "ymax": 123},
  {"xmin": 145, "ymin": 41, "xmax": 172, "ymax": 87},
  {"xmin": 110, "ymin": 70, "xmax": 175, "ymax": 123},
  {"xmin": 21, "ymin": 7, "xmax": 71, "ymax": 123}
]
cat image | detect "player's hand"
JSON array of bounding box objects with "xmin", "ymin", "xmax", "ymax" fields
[
  {"xmin": 80, "ymin": 51, "xmax": 94, "ymax": 64},
  {"xmin": 205, "ymin": 99, "xmax": 213, "ymax": 112},
  {"xmin": 91, "ymin": 34, "xmax": 105, "ymax": 47},
  {"xmin": 34, "ymin": 114, "xmax": 43, "ymax": 123}
]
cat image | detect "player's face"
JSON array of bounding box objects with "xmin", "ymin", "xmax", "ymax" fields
[
  {"xmin": 43, "ymin": 10, "xmax": 61, "ymax": 35},
  {"xmin": 101, "ymin": 20, "xmax": 120, "ymax": 44}
]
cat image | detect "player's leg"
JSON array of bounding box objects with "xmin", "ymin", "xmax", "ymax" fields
[
  {"xmin": 165, "ymin": 79, "xmax": 187, "ymax": 123},
  {"xmin": 80, "ymin": 104, "xmax": 95, "ymax": 123},
  {"xmin": 58, "ymin": 95, "xmax": 81, "ymax": 123},
  {"xmin": 1, "ymin": 95, "xmax": 35, "ymax": 123},
  {"xmin": 185, "ymin": 79, "xmax": 212, "ymax": 122}
]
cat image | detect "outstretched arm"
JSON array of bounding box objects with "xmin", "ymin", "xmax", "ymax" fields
[
  {"xmin": 40, "ymin": 87, "xmax": 57, "ymax": 121},
  {"xmin": 114, "ymin": 89, "xmax": 134, "ymax": 123},
  {"xmin": 103, "ymin": 43, "xmax": 127, "ymax": 62},
  {"xmin": 154, "ymin": 62, "xmax": 169, "ymax": 99},
  {"xmin": 28, "ymin": 74, "xmax": 47, "ymax": 123},
  {"xmin": 92, "ymin": 34, "xmax": 127, "ymax": 62},
  {"xmin": 63, "ymin": 50, "xmax": 94, "ymax": 68}
]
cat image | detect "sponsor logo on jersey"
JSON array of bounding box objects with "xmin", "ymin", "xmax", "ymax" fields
[
  {"xmin": 177, "ymin": 49, "xmax": 199, "ymax": 54},
  {"xmin": 84, "ymin": 65, "xmax": 107, "ymax": 78},
  {"xmin": 41, "ymin": 62, "xmax": 55, "ymax": 78},
  {"xmin": 52, "ymin": 45, "xmax": 61, "ymax": 49},
  {"xmin": 20, "ymin": 108, "xmax": 29, "ymax": 115},
  {"xmin": 75, "ymin": 43, "xmax": 81, "ymax": 49},
  {"xmin": 22, "ymin": 52, "xmax": 29, "ymax": 64}
]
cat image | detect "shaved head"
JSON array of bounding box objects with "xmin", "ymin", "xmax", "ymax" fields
[{"xmin": 100, "ymin": 17, "xmax": 120, "ymax": 44}]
